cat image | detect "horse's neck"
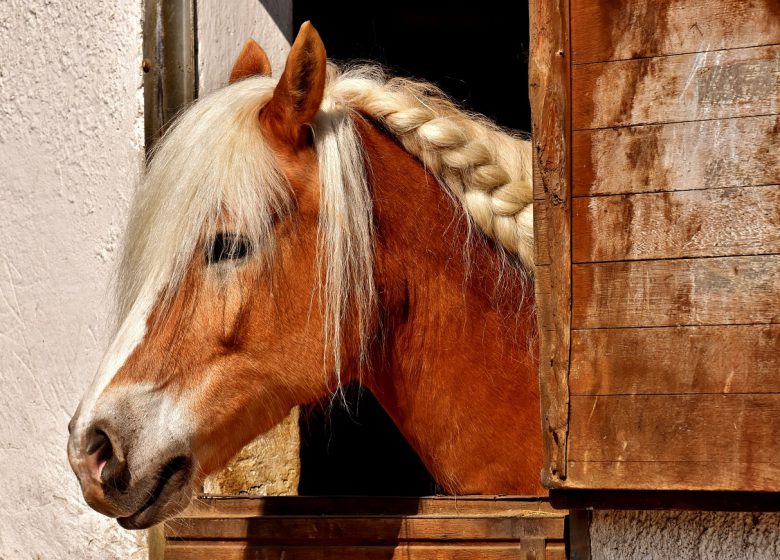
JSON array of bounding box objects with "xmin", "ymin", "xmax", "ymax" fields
[{"xmin": 355, "ymin": 117, "xmax": 543, "ymax": 495}]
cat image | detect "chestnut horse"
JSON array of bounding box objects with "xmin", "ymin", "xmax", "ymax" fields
[{"xmin": 68, "ymin": 22, "xmax": 541, "ymax": 529}]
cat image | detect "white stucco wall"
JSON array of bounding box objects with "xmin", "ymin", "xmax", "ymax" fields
[
  {"xmin": 197, "ymin": 0, "xmax": 292, "ymax": 95},
  {"xmin": 0, "ymin": 1, "xmax": 145, "ymax": 558}
]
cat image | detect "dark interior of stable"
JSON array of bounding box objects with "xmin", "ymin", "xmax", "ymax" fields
[{"xmin": 293, "ymin": 0, "xmax": 532, "ymax": 496}]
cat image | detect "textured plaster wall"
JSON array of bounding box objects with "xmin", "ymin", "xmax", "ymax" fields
[
  {"xmin": 197, "ymin": 0, "xmax": 300, "ymax": 498},
  {"xmin": 0, "ymin": 0, "xmax": 145, "ymax": 558},
  {"xmin": 198, "ymin": 0, "xmax": 292, "ymax": 94},
  {"xmin": 591, "ymin": 510, "xmax": 780, "ymax": 559}
]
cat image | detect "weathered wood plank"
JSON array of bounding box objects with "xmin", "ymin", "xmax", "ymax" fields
[
  {"xmin": 533, "ymin": 200, "xmax": 551, "ymax": 265},
  {"xmin": 164, "ymin": 516, "xmax": 565, "ymax": 542},
  {"xmin": 161, "ymin": 543, "xmax": 544, "ymax": 560},
  {"xmin": 565, "ymin": 461, "xmax": 780, "ymax": 492},
  {"xmin": 530, "ymin": 0, "xmax": 573, "ymax": 488},
  {"xmin": 569, "ymin": 394, "xmax": 780, "ymax": 464},
  {"xmin": 570, "ymin": 325, "xmax": 780, "ymax": 395},
  {"xmin": 155, "ymin": 497, "xmax": 567, "ymax": 560},
  {"xmin": 573, "ymin": 45, "xmax": 780, "ymax": 130},
  {"xmin": 571, "ymin": 0, "xmax": 780, "ymax": 64},
  {"xmin": 545, "ymin": 541, "xmax": 567, "ymax": 560},
  {"xmin": 179, "ymin": 496, "xmax": 559, "ymax": 518},
  {"xmin": 572, "ymin": 185, "xmax": 780, "ymax": 262},
  {"xmin": 572, "ymin": 255, "xmax": 780, "ymax": 329},
  {"xmin": 572, "ymin": 115, "xmax": 780, "ymax": 196}
]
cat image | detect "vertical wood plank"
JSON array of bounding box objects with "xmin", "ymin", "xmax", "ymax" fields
[{"xmin": 530, "ymin": 0, "xmax": 572, "ymax": 488}]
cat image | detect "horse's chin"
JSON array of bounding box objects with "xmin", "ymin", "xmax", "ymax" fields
[{"xmin": 116, "ymin": 460, "xmax": 195, "ymax": 530}]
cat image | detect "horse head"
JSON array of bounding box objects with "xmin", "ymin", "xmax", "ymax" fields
[
  {"xmin": 67, "ymin": 23, "xmax": 365, "ymax": 528},
  {"xmin": 68, "ymin": 21, "xmax": 540, "ymax": 529}
]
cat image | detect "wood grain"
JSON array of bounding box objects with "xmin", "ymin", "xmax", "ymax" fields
[
  {"xmin": 163, "ymin": 516, "xmax": 565, "ymax": 542},
  {"xmin": 568, "ymin": 394, "xmax": 780, "ymax": 463},
  {"xmin": 572, "ymin": 185, "xmax": 780, "ymax": 262},
  {"xmin": 573, "ymin": 45, "xmax": 780, "ymax": 130},
  {"xmin": 530, "ymin": 0, "xmax": 573, "ymax": 488},
  {"xmin": 565, "ymin": 461, "xmax": 780, "ymax": 492},
  {"xmin": 572, "ymin": 255, "xmax": 780, "ymax": 329},
  {"xmin": 177, "ymin": 496, "xmax": 558, "ymax": 518},
  {"xmin": 571, "ymin": 0, "xmax": 780, "ymax": 64},
  {"xmin": 570, "ymin": 325, "xmax": 780, "ymax": 395},
  {"xmin": 572, "ymin": 115, "xmax": 780, "ymax": 196},
  {"xmin": 159, "ymin": 543, "xmax": 552, "ymax": 560},
  {"xmin": 151, "ymin": 497, "xmax": 567, "ymax": 560}
]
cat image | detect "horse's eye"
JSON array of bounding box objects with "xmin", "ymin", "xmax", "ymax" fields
[{"xmin": 207, "ymin": 233, "xmax": 251, "ymax": 264}]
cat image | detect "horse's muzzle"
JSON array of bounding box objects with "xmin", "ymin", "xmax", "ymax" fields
[{"xmin": 67, "ymin": 396, "xmax": 195, "ymax": 529}]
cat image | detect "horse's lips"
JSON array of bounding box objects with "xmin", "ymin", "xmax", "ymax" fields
[{"xmin": 116, "ymin": 459, "xmax": 192, "ymax": 530}]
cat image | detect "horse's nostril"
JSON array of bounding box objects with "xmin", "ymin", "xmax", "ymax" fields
[
  {"xmin": 86, "ymin": 429, "xmax": 110, "ymax": 456},
  {"xmin": 84, "ymin": 427, "xmax": 130, "ymax": 490}
]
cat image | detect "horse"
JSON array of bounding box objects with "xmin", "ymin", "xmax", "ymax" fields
[{"xmin": 67, "ymin": 21, "xmax": 541, "ymax": 530}]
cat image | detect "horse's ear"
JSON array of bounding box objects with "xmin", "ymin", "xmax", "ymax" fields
[
  {"xmin": 261, "ymin": 21, "xmax": 326, "ymax": 143},
  {"xmin": 229, "ymin": 39, "xmax": 272, "ymax": 83}
]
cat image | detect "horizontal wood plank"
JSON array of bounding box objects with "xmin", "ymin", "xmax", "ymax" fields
[
  {"xmin": 571, "ymin": 0, "xmax": 780, "ymax": 64},
  {"xmin": 572, "ymin": 255, "xmax": 780, "ymax": 328},
  {"xmin": 572, "ymin": 115, "xmax": 780, "ymax": 196},
  {"xmin": 178, "ymin": 496, "xmax": 558, "ymax": 518},
  {"xmin": 570, "ymin": 325, "xmax": 780, "ymax": 395},
  {"xmin": 573, "ymin": 45, "xmax": 780, "ymax": 130},
  {"xmin": 160, "ymin": 543, "xmax": 544, "ymax": 560},
  {"xmin": 564, "ymin": 461, "xmax": 780, "ymax": 492},
  {"xmin": 164, "ymin": 516, "xmax": 565, "ymax": 542},
  {"xmin": 153, "ymin": 497, "xmax": 567, "ymax": 560},
  {"xmin": 572, "ymin": 185, "xmax": 780, "ymax": 262},
  {"xmin": 569, "ymin": 394, "xmax": 780, "ymax": 463}
]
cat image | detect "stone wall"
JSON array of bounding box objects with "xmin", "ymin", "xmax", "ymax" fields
[{"xmin": 591, "ymin": 510, "xmax": 780, "ymax": 559}]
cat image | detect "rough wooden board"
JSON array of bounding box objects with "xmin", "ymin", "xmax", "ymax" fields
[
  {"xmin": 572, "ymin": 255, "xmax": 780, "ymax": 329},
  {"xmin": 572, "ymin": 185, "xmax": 780, "ymax": 262},
  {"xmin": 533, "ymin": 201, "xmax": 551, "ymax": 265},
  {"xmin": 564, "ymin": 461, "xmax": 780, "ymax": 492},
  {"xmin": 568, "ymin": 394, "xmax": 780, "ymax": 464},
  {"xmin": 570, "ymin": 325, "xmax": 780, "ymax": 395},
  {"xmin": 180, "ymin": 496, "xmax": 560, "ymax": 518},
  {"xmin": 572, "ymin": 115, "xmax": 780, "ymax": 196},
  {"xmin": 545, "ymin": 541, "xmax": 568, "ymax": 560},
  {"xmin": 530, "ymin": 0, "xmax": 573, "ymax": 488},
  {"xmin": 152, "ymin": 497, "xmax": 567, "ymax": 560},
  {"xmin": 572, "ymin": 45, "xmax": 780, "ymax": 130},
  {"xmin": 550, "ymin": 489, "xmax": 780, "ymax": 509},
  {"xmin": 164, "ymin": 516, "xmax": 565, "ymax": 541},
  {"xmin": 570, "ymin": 0, "xmax": 780, "ymax": 64},
  {"xmin": 158, "ymin": 543, "xmax": 553, "ymax": 560}
]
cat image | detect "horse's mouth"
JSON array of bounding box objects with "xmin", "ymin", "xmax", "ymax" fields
[{"xmin": 117, "ymin": 456, "xmax": 192, "ymax": 530}]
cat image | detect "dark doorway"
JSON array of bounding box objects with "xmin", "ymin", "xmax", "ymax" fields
[{"xmin": 294, "ymin": 0, "xmax": 531, "ymax": 496}]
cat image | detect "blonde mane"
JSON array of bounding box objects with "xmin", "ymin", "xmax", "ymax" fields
[{"xmin": 117, "ymin": 62, "xmax": 533, "ymax": 380}]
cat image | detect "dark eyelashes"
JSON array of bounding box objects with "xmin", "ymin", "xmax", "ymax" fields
[{"xmin": 206, "ymin": 233, "xmax": 252, "ymax": 264}]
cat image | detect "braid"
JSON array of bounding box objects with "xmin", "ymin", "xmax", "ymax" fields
[{"xmin": 328, "ymin": 66, "xmax": 534, "ymax": 270}]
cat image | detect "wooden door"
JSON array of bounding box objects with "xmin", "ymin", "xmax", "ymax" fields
[{"xmin": 532, "ymin": 0, "xmax": 780, "ymax": 493}]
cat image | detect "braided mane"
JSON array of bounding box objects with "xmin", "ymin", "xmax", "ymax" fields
[{"xmin": 326, "ymin": 64, "xmax": 534, "ymax": 268}]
